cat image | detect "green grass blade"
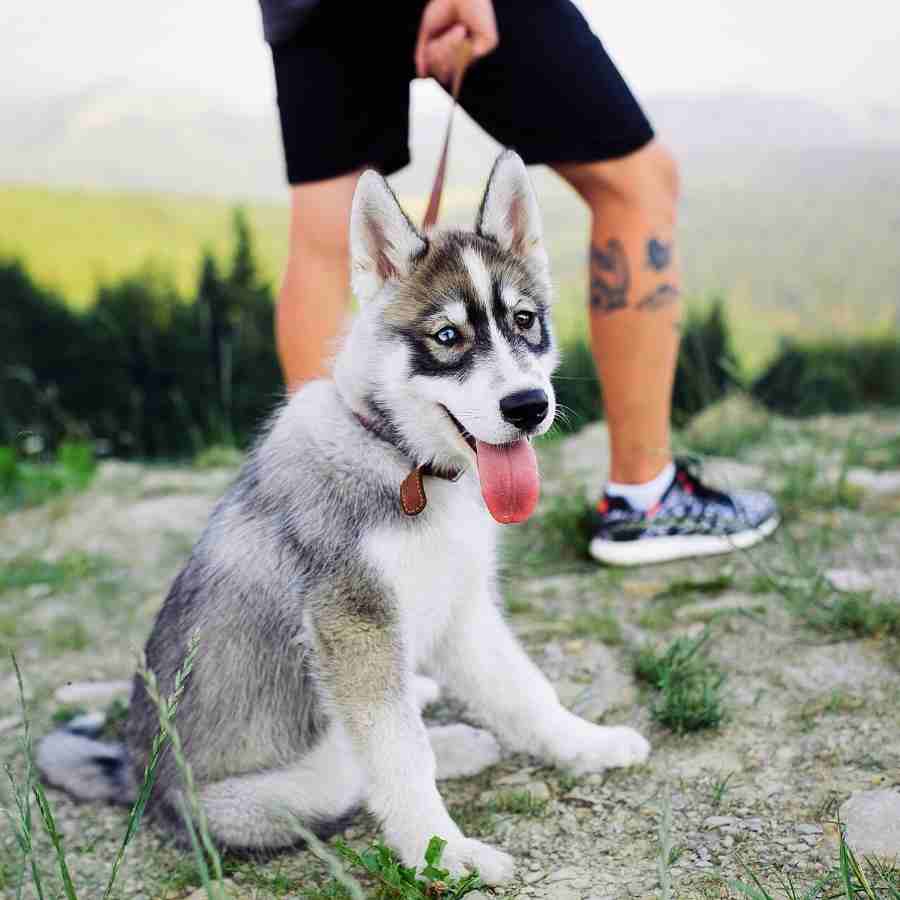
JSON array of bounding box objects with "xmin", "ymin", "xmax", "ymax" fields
[
  {"xmin": 9, "ymin": 653, "xmax": 48, "ymax": 900},
  {"xmin": 32, "ymin": 781, "xmax": 79, "ymax": 900},
  {"xmin": 176, "ymin": 793, "xmax": 217, "ymax": 900},
  {"xmin": 101, "ymin": 729, "xmax": 166, "ymax": 900}
]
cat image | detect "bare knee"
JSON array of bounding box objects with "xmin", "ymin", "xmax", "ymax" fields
[
  {"xmin": 281, "ymin": 172, "xmax": 362, "ymax": 289},
  {"xmin": 555, "ymin": 141, "xmax": 680, "ymax": 222}
]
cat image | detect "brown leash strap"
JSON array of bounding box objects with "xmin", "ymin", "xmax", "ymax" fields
[
  {"xmin": 396, "ymin": 39, "xmax": 474, "ymax": 515},
  {"xmin": 421, "ymin": 37, "xmax": 474, "ymax": 231}
]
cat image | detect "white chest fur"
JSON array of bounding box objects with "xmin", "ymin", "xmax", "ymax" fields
[{"xmin": 362, "ymin": 470, "xmax": 497, "ymax": 667}]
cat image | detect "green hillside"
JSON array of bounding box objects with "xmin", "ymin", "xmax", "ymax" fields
[
  {"xmin": 0, "ymin": 184, "xmax": 292, "ymax": 308},
  {"xmin": 3, "ymin": 146, "xmax": 898, "ymax": 372}
]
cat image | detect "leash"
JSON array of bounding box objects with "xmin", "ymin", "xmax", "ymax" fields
[
  {"xmin": 360, "ymin": 38, "xmax": 475, "ymax": 515},
  {"xmin": 421, "ymin": 37, "xmax": 474, "ymax": 231}
]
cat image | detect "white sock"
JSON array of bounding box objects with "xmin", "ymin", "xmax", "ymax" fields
[{"xmin": 606, "ymin": 462, "xmax": 676, "ymax": 512}]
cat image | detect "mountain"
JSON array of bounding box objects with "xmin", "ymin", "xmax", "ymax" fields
[{"xmin": 1, "ymin": 85, "xmax": 898, "ymax": 202}]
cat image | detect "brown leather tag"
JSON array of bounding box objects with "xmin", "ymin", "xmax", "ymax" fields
[{"xmin": 400, "ymin": 466, "xmax": 428, "ymax": 516}]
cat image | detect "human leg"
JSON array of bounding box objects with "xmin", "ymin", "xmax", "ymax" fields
[{"xmin": 554, "ymin": 140, "xmax": 682, "ymax": 485}]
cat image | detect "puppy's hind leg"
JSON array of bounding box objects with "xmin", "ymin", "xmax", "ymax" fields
[{"xmin": 196, "ymin": 721, "xmax": 365, "ymax": 852}]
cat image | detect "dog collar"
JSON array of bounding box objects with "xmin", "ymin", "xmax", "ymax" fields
[{"xmin": 353, "ymin": 412, "xmax": 463, "ymax": 516}]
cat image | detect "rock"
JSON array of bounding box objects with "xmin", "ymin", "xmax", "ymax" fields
[
  {"xmin": 54, "ymin": 680, "xmax": 132, "ymax": 706},
  {"xmin": 429, "ymin": 724, "xmax": 502, "ymax": 780},
  {"xmin": 66, "ymin": 711, "xmax": 107, "ymax": 734},
  {"xmin": 846, "ymin": 468, "xmax": 900, "ymax": 496},
  {"xmin": 840, "ymin": 790, "xmax": 900, "ymax": 861},
  {"xmin": 825, "ymin": 568, "xmax": 900, "ymax": 598},
  {"xmin": 704, "ymin": 816, "xmax": 736, "ymax": 829},
  {"xmin": 522, "ymin": 870, "xmax": 546, "ymax": 885},
  {"xmin": 522, "ymin": 781, "xmax": 552, "ymax": 803},
  {"xmin": 495, "ymin": 767, "xmax": 540, "ymax": 786},
  {"xmin": 796, "ymin": 824, "xmax": 823, "ymax": 835}
]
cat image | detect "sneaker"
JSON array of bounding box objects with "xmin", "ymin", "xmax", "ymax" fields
[{"xmin": 588, "ymin": 459, "xmax": 779, "ymax": 566}]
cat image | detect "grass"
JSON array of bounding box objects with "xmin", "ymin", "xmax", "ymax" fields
[
  {"xmin": 795, "ymin": 690, "xmax": 866, "ymax": 732},
  {"xmin": 193, "ymin": 444, "xmax": 244, "ymax": 470},
  {"xmin": 333, "ymin": 836, "xmax": 488, "ymax": 900},
  {"xmin": 777, "ymin": 574, "xmax": 900, "ymax": 640},
  {"xmin": 0, "ymin": 551, "xmax": 108, "ymax": 595},
  {"xmin": 634, "ymin": 630, "xmax": 726, "ymax": 734},
  {"xmin": 846, "ymin": 433, "xmax": 900, "ymax": 471},
  {"xmin": 0, "ymin": 184, "xmax": 290, "ymax": 308},
  {"xmin": 565, "ymin": 610, "xmax": 623, "ymax": 644},
  {"xmin": 775, "ymin": 453, "xmax": 863, "ymax": 518},
  {"xmin": 502, "ymin": 490, "xmax": 592, "ymax": 575},
  {"xmin": 486, "ymin": 789, "xmax": 549, "ymax": 818},
  {"xmin": 4, "ymin": 647, "xmax": 504, "ymax": 900},
  {"xmin": 730, "ymin": 819, "xmax": 900, "ymax": 899},
  {"xmin": 710, "ymin": 772, "xmax": 737, "ymax": 808},
  {"xmin": 0, "ymin": 441, "xmax": 96, "ymax": 512},
  {"xmin": 43, "ymin": 616, "xmax": 90, "ymax": 653},
  {"xmin": 638, "ymin": 570, "xmax": 735, "ymax": 630},
  {"xmin": 681, "ymin": 393, "xmax": 772, "ymax": 459}
]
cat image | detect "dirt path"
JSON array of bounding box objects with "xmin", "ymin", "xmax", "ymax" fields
[{"xmin": 2, "ymin": 410, "xmax": 898, "ymax": 899}]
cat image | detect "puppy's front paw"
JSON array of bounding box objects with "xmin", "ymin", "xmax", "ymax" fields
[
  {"xmin": 556, "ymin": 720, "xmax": 650, "ymax": 774},
  {"xmin": 440, "ymin": 838, "xmax": 515, "ymax": 885}
]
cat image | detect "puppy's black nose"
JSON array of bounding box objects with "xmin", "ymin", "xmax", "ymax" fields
[{"xmin": 500, "ymin": 389, "xmax": 549, "ymax": 431}]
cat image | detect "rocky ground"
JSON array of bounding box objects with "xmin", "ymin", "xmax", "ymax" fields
[{"xmin": 1, "ymin": 403, "xmax": 899, "ymax": 899}]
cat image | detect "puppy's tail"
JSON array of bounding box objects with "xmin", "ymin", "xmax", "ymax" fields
[{"xmin": 36, "ymin": 716, "xmax": 136, "ymax": 805}]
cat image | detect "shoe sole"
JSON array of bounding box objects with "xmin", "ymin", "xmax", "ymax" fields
[{"xmin": 589, "ymin": 515, "xmax": 780, "ymax": 567}]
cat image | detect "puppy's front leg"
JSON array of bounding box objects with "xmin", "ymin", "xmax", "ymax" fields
[
  {"xmin": 434, "ymin": 590, "xmax": 649, "ymax": 773},
  {"xmin": 310, "ymin": 582, "xmax": 513, "ymax": 883}
]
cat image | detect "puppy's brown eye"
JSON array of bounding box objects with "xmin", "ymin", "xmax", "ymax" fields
[
  {"xmin": 434, "ymin": 326, "xmax": 459, "ymax": 346},
  {"xmin": 514, "ymin": 310, "xmax": 536, "ymax": 329}
]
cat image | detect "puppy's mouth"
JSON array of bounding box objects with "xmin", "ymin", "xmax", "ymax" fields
[
  {"xmin": 441, "ymin": 406, "xmax": 477, "ymax": 454},
  {"xmin": 439, "ymin": 405, "xmax": 540, "ymax": 525}
]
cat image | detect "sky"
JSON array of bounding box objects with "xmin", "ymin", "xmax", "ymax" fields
[{"xmin": 3, "ymin": 0, "xmax": 899, "ymax": 113}]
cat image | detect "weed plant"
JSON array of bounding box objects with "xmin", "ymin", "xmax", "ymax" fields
[
  {"xmin": 634, "ymin": 630, "xmax": 726, "ymax": 733},
  {"xmin": 0, "ymin": 441, "xmax": 95, "ymax": 512}
]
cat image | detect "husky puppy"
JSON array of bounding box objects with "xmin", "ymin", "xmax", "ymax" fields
[{"xmin": 38, "ymin": 152, "xmax": 649, "ymax": 882}]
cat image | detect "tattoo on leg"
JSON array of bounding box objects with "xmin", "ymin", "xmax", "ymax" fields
[
  {"xmin": 645, "ymin": 237, "xmax": 673, "ymax": 272},
  {"xmin": 589, "ymin": 239, "xmax": 630, "ymax": 314},
  {"xmin": 637, "ymin": 283, "xmax": 680, "ymax": 311}
]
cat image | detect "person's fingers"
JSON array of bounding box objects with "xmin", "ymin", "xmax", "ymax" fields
[
  {"xmin": 426, "ymin": 24, "xmax": 467, "ymax": 83},
  {"xmin": 415, "ymin": 0, "xmax": 499, "ymax": 79},
  {"xmin": 469, "ymin": 1, "xmax": 498, "ymax": 58},
  {"xmin": 415, "ymin": 0, "xmax": 455, "ymax": 77}
]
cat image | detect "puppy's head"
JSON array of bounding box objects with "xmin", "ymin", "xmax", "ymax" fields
[{"xmin": 336, "ymin": 151, "xmax": 558, "ymax": 523}]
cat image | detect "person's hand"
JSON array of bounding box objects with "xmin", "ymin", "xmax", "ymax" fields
[{"xmin": 414, "ymin": 0, "xmax": 498, "ymax": 83}]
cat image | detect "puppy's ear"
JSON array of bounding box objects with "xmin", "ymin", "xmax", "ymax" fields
[
  {"xmin": 475, "ymin": 150, "xmax": 549, "ymax": 281},
  {"xmin": 351, "ymin": 171, "xmax": 426, "ymax": 304}
]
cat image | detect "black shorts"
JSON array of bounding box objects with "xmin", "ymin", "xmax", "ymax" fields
[{"xmin": 272, "ymin": 0, "xmax": 654, "ymax": 185}]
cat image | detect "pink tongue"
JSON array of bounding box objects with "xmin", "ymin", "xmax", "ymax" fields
[{"xmin": 475, "ymin": 439, "xmax": 540, "ymax": 524}]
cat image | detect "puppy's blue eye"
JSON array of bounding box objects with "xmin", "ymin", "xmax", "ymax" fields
[{"xmin": 435, "ymin": 326, "xmax": 458, "ymax": 346}]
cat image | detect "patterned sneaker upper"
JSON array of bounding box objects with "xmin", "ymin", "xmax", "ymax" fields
[{"xmin": 591, "ymin": 459, "xmax": 778, "ymax": 543}]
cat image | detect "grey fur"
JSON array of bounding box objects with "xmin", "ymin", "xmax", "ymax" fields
[{"xmin": 125, "ymin": 381, "xmax": 416, "ymax": 846}]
